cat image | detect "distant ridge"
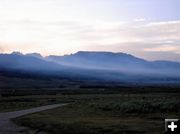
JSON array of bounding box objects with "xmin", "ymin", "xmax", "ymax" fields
[
  {"xmin": 0, "ymin": 52, "xmax": 63, "ymax": 71},
  {"xmin": 0, "ymin": 51, "xmax": 180, "ymax": 84},
  {"xmin": 47, "ymin": 51, "xmax": 148, "ymax": 69},
  {"xmin": 47, "ymin": 51, "xmax": 180, "ymax": 71},
  {"xmin": 26, "ymin": 53, "xmax": 43, "ymax": 59}
]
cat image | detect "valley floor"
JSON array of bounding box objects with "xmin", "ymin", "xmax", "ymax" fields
[{"xmin": 1, "ymin": 88, "xmax": 178, "ymax": 134}]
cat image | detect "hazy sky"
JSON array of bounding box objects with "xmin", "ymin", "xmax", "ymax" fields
[{"xmin": 0, "ymin": 0, "xmax": 180, "ymax": 61}]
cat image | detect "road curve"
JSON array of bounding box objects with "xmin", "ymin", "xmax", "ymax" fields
[{"xmin": 0, "ymin": 103, "xmax": 68, "ymax": 134}]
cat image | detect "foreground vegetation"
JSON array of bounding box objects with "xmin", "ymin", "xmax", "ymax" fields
[
  {"xmin": 10, "ymin": 89, "xmax": 180, "ymax": 134},
  {"xmin": 0, "ymin": 94, "xmax": 74, "ymax": 112}
]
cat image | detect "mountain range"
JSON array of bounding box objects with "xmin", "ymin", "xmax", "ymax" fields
[{"xmin": 0, "ymin": 51, "xmax": 180, "ymax": 85}]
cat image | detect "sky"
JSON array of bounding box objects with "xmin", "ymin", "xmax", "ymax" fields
[{"xmin": 0, "ymin": 0, "xmax": 180, "ymax": 61}]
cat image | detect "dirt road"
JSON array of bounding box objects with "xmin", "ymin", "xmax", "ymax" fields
[{"xmin": 0, "ymin": 103, "xmax": 67, "ymax": 134}]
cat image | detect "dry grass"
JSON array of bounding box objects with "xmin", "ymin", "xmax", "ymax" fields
[{"xmin": 13, "ymin": 92, "xmax": 180, "ymax": 134}]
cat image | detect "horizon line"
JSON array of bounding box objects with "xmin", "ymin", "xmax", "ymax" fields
[{"xmin": 1, "ymin": 50, "xmax": 180, "ymax": 63}]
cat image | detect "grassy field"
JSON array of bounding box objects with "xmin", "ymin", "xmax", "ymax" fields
[
  {"xmin": 0, "ymin": 94, "xmax": 74, "ymax": 112},
  {"xmin": 10, "ymin": 90, "xmax": 180, "ymax": 134}
]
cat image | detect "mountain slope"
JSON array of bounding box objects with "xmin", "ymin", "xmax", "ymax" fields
[
  {"xmin": 46, "ymin": 51, "xmax": 180, "ymax": 74},
  {"xmin": 0, "ymin": 53, "xmax": 63, "ymax": 71},
  {"xmin": 47, "ymin": 51, "xmax": 150, "ymax": 70},
  {"xmin": 0, "ymin": 51, "xmax": 180, "ymax": 84}
]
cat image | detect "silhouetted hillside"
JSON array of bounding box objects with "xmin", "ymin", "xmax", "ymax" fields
[
  {"xmin": 0, "ymin": 53, "xmax": 62, "ymax": 71},
  {"xmin": 0, "ymin": 51, "xmax": 180, "ymax": 85},
  {"xmin": 47, "ymin": 51, "xmax": 180, "ymax": 75}
]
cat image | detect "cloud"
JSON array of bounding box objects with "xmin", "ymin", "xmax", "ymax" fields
[
  {"xmin": 0, "ymin": 17, "xmax": 180, "ymax": 59},
  {"xmin": 144, "ymin": 45, "xmax": 180, "ymax": 52},
  {"xmin": 78, "ymin": 20, "xmax": 180, "ymax": 45},
  {"xmin": 133, "ymin": 18, "xmax": 146, "ymax": 22},
  {"xmin": 146, "ymin": 20, "xmax": 180, "ymax": 26},
  {"xmin": 0, "ymin": 46, "xmax": 3, "ymax": 53}
]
